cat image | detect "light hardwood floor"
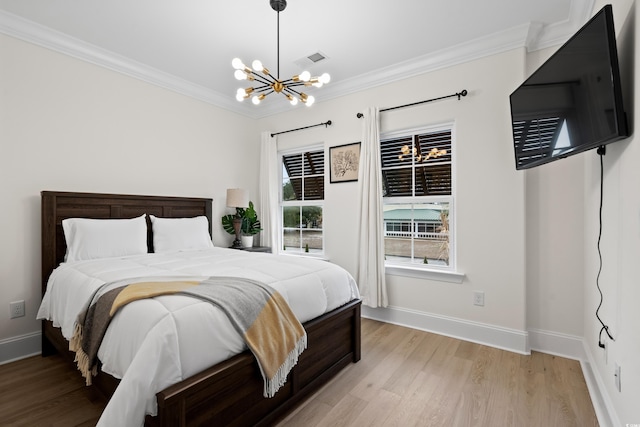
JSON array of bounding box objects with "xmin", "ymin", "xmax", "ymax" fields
[{"xmin": 0, "ymin": 319, "xmax": 598, "ymax": 426}]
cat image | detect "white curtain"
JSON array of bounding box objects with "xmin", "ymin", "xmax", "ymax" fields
[
  {"xmin": 259, "ymin": 131, "xmax": 281, "ymax": 251},
  {"xmin": 356, "ymin": 107, "xmax": 388, "ymax": 308}
]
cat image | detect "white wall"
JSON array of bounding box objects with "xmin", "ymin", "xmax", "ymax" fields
[
  {"xmin": 525, "ymin": 0, "xmax": 639, "ymax": 424},
  {"xmin": 0, "ymin": 33, "xmax": 259, "ymax": 359},
  {"xmin": 259, "ymin": 49, "xmax": 529, "ymax": 351},
  {"xmin": 523, "ymin": 42, "xmax": 587, "ymax": 350},
  {"xmin": 525, "ymin": 158, "xmax": 586, "ymax": 339},
  {"xmin": 582, "ymin": 1, "xmax": 639, "ymax": 425}
]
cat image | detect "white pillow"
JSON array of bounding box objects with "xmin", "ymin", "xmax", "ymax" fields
[
  {"xmin": 149, "ymin": 215, "xmax": 214, "ymax": 253},
  {"xmin": 62, "ymin": 214, "xmax": 148, "ymax": 262}
]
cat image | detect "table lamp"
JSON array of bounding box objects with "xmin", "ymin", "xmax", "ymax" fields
[{"xmin": 226, "ymin": 188, "xmax": 249, "ymax": 248}]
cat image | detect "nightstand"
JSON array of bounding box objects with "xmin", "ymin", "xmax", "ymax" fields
[{"xmin": 233, "ymin": 246, "xmax": 272, "ymax": 253}]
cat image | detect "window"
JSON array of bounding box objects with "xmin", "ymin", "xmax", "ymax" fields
[
  {"xmin": 381, "ymin": 125, "xmax": 454, "ymax": 269},
  {"xmin": 281, "ymin": 147, "xmax": 324, "ymax": 255}
]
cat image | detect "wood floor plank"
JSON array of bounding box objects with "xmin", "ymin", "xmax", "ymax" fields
[
  {"xmin": 277, "ymin": 393, "xmax": 333, "ymax": 427},
  {"xmin": 0, "ymin": 354, "xmax": 104, "ymax": 427},
  {"xmin": 419, "ymin": 355, "xmax": 474, "ymax": 426},
  {"xmin": 350, "ymin": 325, "xmax": 423, "ymax": 402},
  {"xmin": 383, "ymin": 330, "xmax": 442, "ymax": 397},
  {"xmin": 386, "ymin": 370, "xmax": 442, "ymax": 427},
  {"xmin": 0, "ymin": 319, "xmax": 599, "ymax": 427},
  {"xmin": 452, "ymin": 345, "xmax": 499, "ymax": 426},
  {"xmin": 315, "ymin": 392, "xmax": 369, "ymax": 427},
  {"xmin": 349, "ymin": 388, "xmax": 402, "ymax": 427}
]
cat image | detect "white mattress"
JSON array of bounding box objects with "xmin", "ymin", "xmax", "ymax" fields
[{"xmin": 37, "ymin": 248, "xmax": 359, "ymax": 427}]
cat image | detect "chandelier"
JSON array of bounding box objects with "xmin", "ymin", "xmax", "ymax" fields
[
  {"xmin": 398, "ymin": 146, "xmax": 447, "ymax": 162},
  {"xmin": 232, "ymin": 0, "xmax": 330, "ymax": 107}
]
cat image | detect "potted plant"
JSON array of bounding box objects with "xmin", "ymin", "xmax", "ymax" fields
[{"xmin": 222, "ymin": 201, "xmax": 262, "ymax": 248}]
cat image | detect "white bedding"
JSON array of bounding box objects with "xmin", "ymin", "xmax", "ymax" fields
[{"xmin": 37, "ymin": 247, "xmax": 359, "ymax": 427}]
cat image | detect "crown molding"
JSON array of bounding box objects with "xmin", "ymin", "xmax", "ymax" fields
[
  {"xmin": 531, "ymin": 0, "xmax": 595, "ymax": 50},
  {"xmin": 0, "ymin": 10, "xmax": 253, "ymax": 115},
  {"xmin": 1, "ymin": 1, "xmax": 594, "ymax": 120}
]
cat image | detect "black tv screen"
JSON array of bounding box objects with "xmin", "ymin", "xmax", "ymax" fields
[{"xmin": 510, "ymin": 4, "xmax": 628, "ymax": 170}]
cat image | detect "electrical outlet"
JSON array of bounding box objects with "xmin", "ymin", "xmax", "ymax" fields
[
  {"xmin": 10, "ymin": 300, "xmax": 25, "ymax": 319},
  {"xmin": 614, "ymin": 363, "xmax": 621, "ymax": 392},
  {"xmin": 473, "ymin": 291, "xmax": 485, "ymax": 306}
]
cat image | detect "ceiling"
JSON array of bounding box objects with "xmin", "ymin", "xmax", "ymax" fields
[{"xmin": 0, "ymin": 0, "xmax": 594, "ymax": 118}]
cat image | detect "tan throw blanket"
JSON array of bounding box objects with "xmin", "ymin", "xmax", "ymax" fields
[{"xmin": 69, "ymin": 276, "xmax": 307, "ymax": 398}]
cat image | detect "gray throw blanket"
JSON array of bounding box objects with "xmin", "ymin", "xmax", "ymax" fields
[{"xmin": 70, "ymin": 276, "xmax": 307, "ymax": 398}]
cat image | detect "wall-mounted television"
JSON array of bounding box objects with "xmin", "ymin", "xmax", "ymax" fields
[{"xmin": 510, "ymin": 4, "xmax": 628, "ymax": 170}]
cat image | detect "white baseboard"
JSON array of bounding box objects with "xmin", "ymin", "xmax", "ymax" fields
[
  {"xmin": 361, "ymin": 305, "xmax": 530, "ymax": 354},
  {"xmin": 580, "ymin": 341, "xmax": 620, "ymax": 427},
  {"xmin": 0, "ymin": 331, "xmax": 41, "ymax": 365},
  {"xmin": 528, "ymin": 328, "xmax": 586, "ymax": 360}
]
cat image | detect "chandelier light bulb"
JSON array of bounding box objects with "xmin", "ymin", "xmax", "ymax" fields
[
  {"xmin": 299, "ymin": 71, "xmax": 311, "ymax": 82},
  {"xmin": 231, "ymin": 58, "xmax": 245, "ymax": 70},
  {"xmin": 251, "ymin": 93, "xmax": 266, "ymax": 105},
  {"xmin": 287, "ymin": 94, "xmax": 298, "ymax": 106},
  {"xmin": 305, "ymin": 95, "xmax": 315, "ymax": 106},
  {"xmin": 252, "ymin": 60, "xmax": 264, "ymax": 72},
  {"xmin": 234, "ymin": 70, "xmax": 247, "ymax": 80},
  {"xmin": 236, "ymin": 88, "xmax": 247, "ymax": 101},
  {"xmin": 319, "ymin": 73, "xmax": 331, "ymax": 84}
]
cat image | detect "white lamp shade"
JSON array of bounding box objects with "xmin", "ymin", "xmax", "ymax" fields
[{"xmin": 226, "ymin": 188, "xmax": 249, "ymax": 208}]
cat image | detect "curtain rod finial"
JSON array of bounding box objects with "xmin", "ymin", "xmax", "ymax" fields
[{"xmin": 356, "ymin": 112, "xmax": 364, "ymax": 119}]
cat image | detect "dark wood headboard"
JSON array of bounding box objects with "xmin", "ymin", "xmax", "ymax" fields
[{"xmin": 41, "ymin": 191, "xmax": 213, "ymax": 296}]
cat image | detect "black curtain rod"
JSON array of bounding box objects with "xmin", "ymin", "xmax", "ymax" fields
[
  {"xmin": 356, "ymin": 90, "xmax": 468, "ymax": 118},
  {"xmin": 271, "ymin": 120, "xmax": 332, "ymax": 137}
]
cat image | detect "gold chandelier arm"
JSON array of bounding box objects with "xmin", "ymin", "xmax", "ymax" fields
[
  {"xmin": 282, "ymin": 86, "xmax": 304, "ymax": 97},
  {"xmin": 255, "ymin": 87, "xmax": 275, "ymax": 95},
  {"xmin": 285, "ymin": 81, "xmax": 306, "ymax": 88},
  {"xmin": 282, "ymin": 85, "xmax": 298, "ymax": 93},
  {"xmin": 256, "ymin": 68, "xmax": 278, "ymax": 83},
  {"xmin": 249, "ymin": 73, "xmax": 274, "ymax": 87}
]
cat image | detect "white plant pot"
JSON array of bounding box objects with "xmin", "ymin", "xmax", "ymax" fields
[{"xmin": 241, "ymin": 235, "xmax": 254, "ymax": 248}]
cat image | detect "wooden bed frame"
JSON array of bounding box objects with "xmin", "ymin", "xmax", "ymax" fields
[{"xmin": 41, "ymin": 191, "xmax": 361, "ymax": 426}]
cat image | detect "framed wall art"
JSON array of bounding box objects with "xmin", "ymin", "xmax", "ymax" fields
[{"xmin": 329, "ymin": 142, "xmax": 361, "ymax": 183}]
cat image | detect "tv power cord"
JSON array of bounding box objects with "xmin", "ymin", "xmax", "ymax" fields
[{"xmin": 596, "ymin": 146, "xmax": 614, "ymax": 349}]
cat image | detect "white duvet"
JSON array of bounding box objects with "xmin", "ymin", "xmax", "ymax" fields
[{"xmin": 37, "ymin": 248, "xmax": 359, "ymax": 427}]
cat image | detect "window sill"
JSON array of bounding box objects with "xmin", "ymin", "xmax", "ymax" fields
[{"xmin": 385, "ymin": 264, "xmax": 465, "ymax": 283}]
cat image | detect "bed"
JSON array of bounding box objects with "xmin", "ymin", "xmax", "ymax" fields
[{"xmin": 39, "ymin": 191, "xmax": 361, "ymax": 427}]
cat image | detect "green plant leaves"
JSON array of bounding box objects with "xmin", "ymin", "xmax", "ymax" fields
[{"xmin": 221, "ymin": 201, "xmax": 263, "ymax": 236}]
